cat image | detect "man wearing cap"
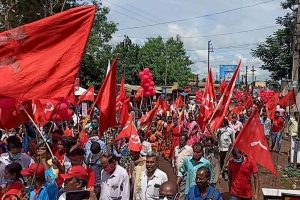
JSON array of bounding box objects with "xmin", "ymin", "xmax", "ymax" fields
[
  {"xmin": 99, "ymin": 153, "xmax": 130, "ymax": 200},
  {"xmin": 58, "ymin": 166, "xmax": 97, "ymax": 200}
]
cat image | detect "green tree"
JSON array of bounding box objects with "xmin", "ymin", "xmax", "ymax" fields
[
  {"xmin": 138, "ymin": 36, "xmax": 193, "ymax": 86},
  {"xmin": 112, "ymin": 36, "xmax": 141, "ymax": 85},
  {"xmin": 0, "ymin": 0, "xmax": 117, "ymax": 88},
  {"xmin": 251, "ymin": 0, "xmax": 296, "ymax": 80}
]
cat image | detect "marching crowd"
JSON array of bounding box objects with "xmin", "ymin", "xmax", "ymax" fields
[{"xmin": 0, "ymin": 96, "xmax": 296, "ymax": 200}]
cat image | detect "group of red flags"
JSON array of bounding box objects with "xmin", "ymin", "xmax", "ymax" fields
[{"xmin": 1, "ymin": 5, "xmax": 298, "ymax": 176}]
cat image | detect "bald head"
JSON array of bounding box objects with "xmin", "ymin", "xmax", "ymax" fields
[{"xmin": 159, "ymin": 181, "xmax": 178, "ymax": 197}]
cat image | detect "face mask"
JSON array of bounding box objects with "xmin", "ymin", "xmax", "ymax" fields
[
  {"xmin": 104, "ymin": 165, "xmax": 116, "ymax": 174},
  {"xmin": 9, "ymin": 152, "xmax": 21, "ymax": 161}
]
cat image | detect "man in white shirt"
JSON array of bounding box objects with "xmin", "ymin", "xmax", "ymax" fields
[
  {"xmin": 0, "ymin": 136, "xmax": 34, "ymax": 186},
  {"xmin": 260, "ymin": 111, "xmax": 272, "ymax": 143},
  {"xmin": 173, "ymin": 135, "xmax": 193, "ymax": 173},
  {"xmin": 229, "ymin": 113, "xmax": 243, "ymax": 139},
  {"xmin": 136, "ymin": 152, "xmax": 168, "ymax": 200},
  {"xmin": 99, "ymin": 154, "xmax": 130, "ymax": 200},
  {"xmin": 139, "ymin": 131, "xmax": 152, "ymax": 157},
  {"xmin": 217, "ymin": 119, "xmax": 235, "ymax": 181}
]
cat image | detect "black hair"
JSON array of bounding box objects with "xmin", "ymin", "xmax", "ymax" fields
[
  {"xmin": 5, "ymin": 162, "xmax": 23, "ymax": 180},
  {"xmin": 180, "ymin": 134, "xmax": 188, "ymax": 141},
  {"xmin": 193, "ymin": 142, "xmax": 204, "ymax": 151},
  {"xmin": 197, "ymin": 166, "xmax": 211, "ymax": 178},
  {"xmin": 90, "ymin": 142, "xmax": 101, "ymax": 154},
  {"xmin": 223, "ymin": 119, "xmax": 229, "ymax": 126},
  {"xmin": 38, "ymin": 142, "xmax": 53, "ymax": 154},
  {"xmin": 101, "ymin": 153, "xmax": 117, "ymax": 164},
  {"xmin": 67, "ymin": 148, "xmax": 85, "ymax": 157},
  {"xmin": 7, "ymin": 136, "xmax": 22, "ymax": 150}
]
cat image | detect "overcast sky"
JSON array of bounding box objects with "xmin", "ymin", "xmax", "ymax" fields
[{"xmin": 101, "ymin": 0, "xmax": 287, "ymax": 81}]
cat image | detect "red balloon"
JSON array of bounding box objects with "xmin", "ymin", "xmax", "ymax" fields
[
  {"xmin": 145, "ymin": 91, "xmax": 151, "ymax": 96},
  {"xmin": 66, "ymin": 109, "xmax": 73, "ymax": 118},
  {"xmin": 59, "ymin": 103, "xmax": 68, "ymax": 111},
  {"xmin": 139, "ymin": 71, "xmax": 144, "ymax": 78},
  {"xmin": 143, "ymin": 83, "xmax": 150, "ymax": 88},
  {"xmin": 144, "ymin": 68, "xmax": 150, "ymax": 73},
  {"xmin": 150, "ymin": 81, "xmax": 155, "ymax": 86},
  {"xmin": 142, "ymin": 75, "xmax": 149, "ymax": 80},
  {"xmin": 52, "ymin": 114, "xmax": 62, "ymax": 122}
]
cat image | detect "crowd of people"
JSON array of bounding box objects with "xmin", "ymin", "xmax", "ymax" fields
[{"xmin": 0, "ymin": 94, "xmax": 296, "ymax": 200}]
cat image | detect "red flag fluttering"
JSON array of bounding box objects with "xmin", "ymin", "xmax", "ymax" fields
[
  {"xmin": 77, "ymin": 85, "xmax": 95, "ymax": 104},
  {"xmin": 279, "ymin": 90, "xmax": 296, "ymax": 109},
  {"xmin": 266, "ymin": 93, "xmax": 279, "ymax": 120},
  {"xmin": 174, "ymin": 95, "xmax": 184, "ymax": 110},
  {"xmin": 0, "ymin": 6, "xmax": 95, "ymax": 102},
  {"xmin": 139, "ymin": 97, "xmax": 162, "ymax": 126},
  {"xmin": 95, "ymin": 59, "xmax": 117, "ymax": 135},
  {"xmin": 198, "ymin": 68, "xmax": 216, "ymax": 130},
  {"xmin": 234, "ymin": 109, "xmax": 278, "ymax": 176},
  {"xmin": 116, "ymin": 112, "xmax": 136, "ymax": 140},
  {"xmin": 134, "ymin": 87, "xmax": 144, "ymax": 102},
  {"xmin": 119, "ymin": 98, "xmax": 130, "ymax": 127},
  {"xmin": 208, "ymin": 60, "xmax": 241, "ymax": 132},
  {"xmin": 218, "ymin": 79, "xmax": 227, "ymax": 94}
]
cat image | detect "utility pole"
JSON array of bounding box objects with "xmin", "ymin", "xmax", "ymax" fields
[
  {"xmin": 245, "ymin": 66, "xmax": 248, "ymax": 86},
  {"xmin": 292, "ymin": 0, "xmax": 300, "ymax": 87},
  {"xmin": 251, "ymin": 65, "xmax": 256, "ymax": 85},
  {"xmin": 208, "ymin": 40, "xmax": 214, "ymax": 73}
]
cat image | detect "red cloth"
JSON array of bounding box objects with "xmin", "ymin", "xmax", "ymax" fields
[
  {"xmin": 209, "ymin": 60, "xmax": 241, "ymax": 132},
  {"xmin": 0, "ymin": 6, "xmax": 95, "ymax": 102},
  {"xmin": 116, "ymin": 76, "xmax": 127, "ymax": 111},
  {"xmin": 116, "ymin": 113, "xmax": 136, "ymax": 141},
  {"xmin": 87, "ymin": 167, "xmax": 96, "ymax": 188},
  {"xmin": 77, "ymin": 85, "xmax": 95, "ymax": 104},
  {"xmin": 279, "ymin": 90, "xmax": 296, "ymax": 108},
  {"xmin": 198, "ymin": 68, "xmax": 216, "ymax": 131},
  {"xmin": 95, "ymin": 59, "xmax": 117, "ymax": 135},
  {"xmin": 1, "ymin": 182, "xmax": 24, "ymax": 200},
  {"xmin": 229, "ymin": 156, "xmax": 258, "ymax": 198},
  {"xmin": 234, "ymin": 109, "xmax": 277, "ymax": 176},
  {"xmin": 271, "ymin": 117, "xmax": 285, "ymax": 132}
]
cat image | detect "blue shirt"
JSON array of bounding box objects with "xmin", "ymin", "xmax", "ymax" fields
[
  {"xmin": 178, "ymin": 156, "xmax": 212, "ymax": 194},
  {"xmin": 84, "ymin": 138, "xmax": 107, "ymax": 157},
  {"xmin": 187, "ymin": 185, "xmax": 223, "ymax": 200},
  {"xmin": 29, "ymin": 169, "xmax": 58, "ymax": 200}
]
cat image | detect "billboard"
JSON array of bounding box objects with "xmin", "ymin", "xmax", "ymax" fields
[{"xmin": 219, "ymin": 65, "xmax": 239, "ymax": 82}]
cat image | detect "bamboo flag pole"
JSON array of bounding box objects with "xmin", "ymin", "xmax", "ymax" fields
[{"xmin": 20, "ymin": 104, "xmax": 55, "ymax": 158}]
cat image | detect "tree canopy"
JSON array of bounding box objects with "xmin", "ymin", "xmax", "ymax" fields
[{"xmin": 251, "ymin": 0, "xmax": 296, "ymax": 80}]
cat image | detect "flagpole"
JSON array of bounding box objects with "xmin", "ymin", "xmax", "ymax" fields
[{"xmin": 20, "ymin": 104, "xmax": 55, "ymax": 158}]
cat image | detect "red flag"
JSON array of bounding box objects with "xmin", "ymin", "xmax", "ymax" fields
[
  {"xmin": 95, "ymin": 59, "xmax": 117, "ymax": 134},
  {"xmin": 116, "ymin": 76, "xmax": 127, "ymax": 111},
  {"xmin": 134, "ymin": 87, "xmax": 144, "ymax": 102},
  {"xmin": 78, "ymin": 85, "xmax": 95, "ymax": 104},
  {"xmin": 63, "ymin": 127, "xmax": 73, "ymax": 137},
  {"xmin": 279, "ymin": 90, "xmax": 296, "ymax": 109},
  {"xmin": 119, "ymin": 98, "xmax": 130, "ymax": 127},
  {"xmin": 231, "ymin": 104, "xmax": 244, "ymax": 115},
  {"xmin": 139, "ymin": 97, "xmax": 162, "ymax": 125},
  {"xmin": 128, "ymin": 124, "xmax": 142, "ymax": 152},
  {"xmin": 79, "ymin": 130, "xmax": 89, "ymax": 148},
  {"xmin": 208, "ymin": 60, "xmax": 241, "ymax": 132},
  {"xmin": 0, "ymin": 6, "xmax": 95, "ymax": 102},
  {"xmin": 244, "ymin": 93, "xmax": 253, "ymax": 110},
  {"xmin": 234, "ymin": 109, "xmax": 277, "ymax": 176},
  {"xmin": 266, "ymin": 93, "xmax": 279, "ymax": 120},
  {"xmin": 116, "ymin": 112, "xmax": 136, "ymax": 140},
  {"xmin": 218, "ymin": 79, "xmax": 228, "ymax": 94},
  {"xmin": 174, "ymin": 96, "xmax": 184, "ymax": 109},
  {"xmin": 0, "ymin": 98, "xmax": 33, "ymax": 128},
  {"xmin": 201, "ymin": 69, "xmax": 216, "ymax": 119}
]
